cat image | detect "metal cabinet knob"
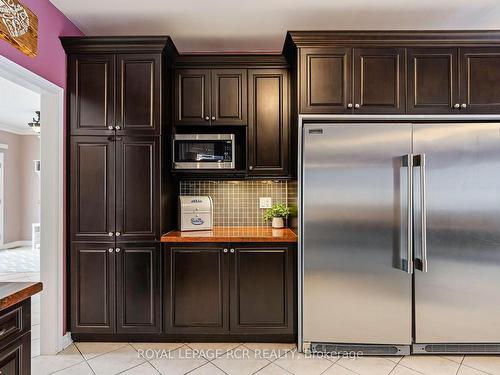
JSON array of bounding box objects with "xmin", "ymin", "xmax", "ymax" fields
[
  {"xmin": 205, "ymin": 116, "xmax": 210, "ymax": 121},
  {"xmin": 453, "ymin": 103, "xmax": 460, "ymax": 109},
  {"xmin": 223, "ymin": 248, "xmax": 228, "ymax": 253},
  {"xmin": 347, "ymin": 103, "xmax": 353, "ymax": 108},
  {"xmin": 115, "ymin": 125, "xmax": 121, "ymax": 130},
  {"xmin": 115, "ymin": 231, "xmax": 121, "ymax": 237},
  {"xmin": 461, "ymin": 103, "xmax": 467, "ymax": 109},
  {"xmin": 115, "ymin": 248, "xmax": 121, "ymax": 253},
  {"xmin": 230, "ymin": 248, "xmax": 235, "ymax": 253},
  {"xmin": 249, "ymin": 166, "xmax": 253, "ymax": 170},
  {"xmin": 211, "ymin": 116, "xmax": 216, "ymax": 121},
  {"xmin": 108, "ymin": 126, "xmax": 114, "ymax": 130},
  {"xmin": 354, "ymin": 103, "xmax": 360, "ymax": 109},
  {"xmin": 108, "ymin": 232, "xmax": 114, "ymax": 237},
  {"xmin": 108, "ymin": 248, "xmax": 114, "ymax": 253}
]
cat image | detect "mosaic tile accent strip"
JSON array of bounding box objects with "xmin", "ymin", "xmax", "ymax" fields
[{"xmin": 179, "ymin": 180, "xmax": 289, "ymax": 227}]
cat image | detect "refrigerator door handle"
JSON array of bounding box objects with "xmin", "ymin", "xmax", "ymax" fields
[
  {"xmin": 419, "ymin": 153, "xmax": 428, "ymax": 272},
  {"xmin": 405, "ymin": 154, "xmax": 414, "ymax": 274}
]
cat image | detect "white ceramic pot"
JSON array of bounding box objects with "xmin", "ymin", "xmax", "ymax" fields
[{"xmin": 272, "ymin": 217, "xmax": 284, "ymax": 229}]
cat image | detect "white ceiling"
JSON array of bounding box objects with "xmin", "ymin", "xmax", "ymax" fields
[
  {"xmin": 49, "ymin": 0, "xmax": 500, "ymax": 52},
  {"xmin": 0, "ymin": 77, "xmax": 40, "ymax": 135}
]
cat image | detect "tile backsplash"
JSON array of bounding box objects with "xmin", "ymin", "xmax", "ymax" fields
[{"xmin": 180, "ymin": 180, "xmax": 292, "ymax": 227}]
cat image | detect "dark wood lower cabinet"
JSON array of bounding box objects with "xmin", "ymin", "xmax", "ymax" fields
[
  {"xmin": 164, "ymin": 242, "xmax": 296, "ymax": 339},
  {"xmin": 71, "ymin": 242, "xmax": 161, "ymax": 334},
  {"xmin": 71, "ymin": 242, "xmax": 115, "ymax": 334},
  {"xmin": 230, "ymin": 244, "xmax": 295, "ymax": 335},
  {"xmin": 116, "ymin": 243, "xmax": 161, "ymax": 333},
  {"xmin": 0, "ymin": 300, "xmax": 32, "ymax": 375},
  {"xmin": 0, "ymin": 333, "xmax": 30, "ymax": 375},
  {"xmin": 164, "ymin": 244, "xmax": 229, "ymax": 334}
]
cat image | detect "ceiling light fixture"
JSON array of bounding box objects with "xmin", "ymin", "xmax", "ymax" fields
[{"xmin": 28, "ymin": 110, "xmax": 40, "ymax": 134}]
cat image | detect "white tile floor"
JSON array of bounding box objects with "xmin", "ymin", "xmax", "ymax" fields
[{"xmin": 29, "ymin": 343, "xmax": 500, "ymax": 375}]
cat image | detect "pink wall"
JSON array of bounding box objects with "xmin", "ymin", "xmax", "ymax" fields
[{"xmin": 0, "ymin": 0, "xmax": 83, "ymax": 88}]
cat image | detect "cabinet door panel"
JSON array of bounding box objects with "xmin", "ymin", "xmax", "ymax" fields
[
  {"xmin": 116, "ymin": 243, "xmax": 160, "ymax": 333},
  {"xmin": 115, "ymin": 137, "xmax": 159, "ymax": 241},
  {"xmin": 407, "ymin": 48, "xmax": 459, "ymax": 114},
  {"xmin": 165, "ymin": 245, "xmax": 229, "ymax": 333},
  {"xmin": 70, "ymin": 137, "xmax": 115, "ymax": 242},
  {"xmin": 461, "ymin": 48, "xmax": 500, "ymax": 113},
  {"xmin": 353, "ymin": 48, "xmax": 405, "ymax": 113},
  {"xmin": 0, "ymin": 333, "xmax": 30, "ymax": 375},
  {"xmin": 211, "ymin": 69, "xmax": 247, "ymax": 125},
  {"xmin": 117, "ymin": 54, "xmax": 161, "ymax": 135},
  {"xmin": 175, "ymin": 69, "xmax": 211, "ymax": 126},
  {"xmin": 230, "ymin": 244, "xmax": 295, "ymax": 334},
  {"xmin": 248, "ymin": 69, "xmax": 289, "ymax": 176},
  {"xmin": 69, "ymin": 54, "xmax": 115, "ymax": 135},
  {"xmin": 300, "ymin": 47, "xmax": 352, "ymax": 113},
  {"xmin": 71, "ymin": 243, "xmax": 115, "ymax": 333}
]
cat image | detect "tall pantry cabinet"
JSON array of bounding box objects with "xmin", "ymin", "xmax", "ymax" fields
[{"xmin": 62, "ymin": 37, "xmax": 176, "ymax": 334}]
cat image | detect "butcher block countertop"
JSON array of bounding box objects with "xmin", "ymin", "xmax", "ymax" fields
[
  {"xmin": 0, "ymin": 282, "xmax": 43, "ymax": 311},
  {"xmin": 161, "ymin": 227, "xmax": 297, "ymax": 243}
]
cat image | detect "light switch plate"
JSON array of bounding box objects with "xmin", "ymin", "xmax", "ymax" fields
[{"xmin": 259, "ymin": 197, "xmax": 272, "ymax": 209}]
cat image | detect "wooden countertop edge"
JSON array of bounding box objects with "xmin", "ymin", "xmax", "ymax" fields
[
  {"xmin": 0, "ymin": 282, "xmax": 43, "ymax": 311},
  {"xmin": 160, "ymin": 227, "xmax": 298, "ymax": 243},
  {"xmin": 161, "ymin": 238, "xmax": 298, "ymax": 243}
]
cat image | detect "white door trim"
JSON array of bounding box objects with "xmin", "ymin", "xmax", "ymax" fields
[
  {"xmin": 0, "ymin": 152, "xmax": 3, "ymax": 247},
  {"xmin": 0, "ymin": 56, "xmax": 66, "ymax": 354}
]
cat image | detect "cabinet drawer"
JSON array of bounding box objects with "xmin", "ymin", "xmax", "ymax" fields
[{"xmin": 0, "ymin": 300, "xmax": 30, "ymax": 352}]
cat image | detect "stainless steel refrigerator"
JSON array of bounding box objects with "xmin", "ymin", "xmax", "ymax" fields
[{"xmin": 302, "ymin": 122, "xmax": 500, "ymax": 355}]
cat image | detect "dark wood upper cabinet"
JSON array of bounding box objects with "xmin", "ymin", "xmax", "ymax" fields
[
  {"xmin": 115, "ymin": 137, "xmax": 160, "ymax": 241},
  {"xmin": 175, "ymin": 69, "xmax": 211, "ymax": 126},
  {"xmin": 70, "ymin": 137, "xmax": 115, "ymax": 242},
  {"xmin": 211, "ymin": 69, "xmax": 247, "ymax": 125},
  {"xmin": 165, "ymin": 244, "xmax": 229, "ymax": 333},
  {"xmin": 230, "ymin": 244, "xmax": 295, "ymax": 335},
  {"xmin": 248, "ymin": 69, "xmax": 289, "ymax": 176},
  {"xmin": 69, "ymin": 54, "xmax": 115, "ymax": 135},
  {"xmin": 300, "ymin": 47, "xmax": 352, "ymax": 113},
  {"xmin": 71, "ymin": 242, "xmax": 115, "ymax": 333},
  {"xmin": 353, "ymin": 48, "xmax": 405, "ymax": 114},
  {"xmin": 175, "ymin": 68, "xmax": 248, "ymax": 126},
  {"xmin": 117, "ymin": 54, "xmax": 161, "ymax": 135},
  {"xmin": 460, "ymin": 48, "xmax": 500, "ymax": 113},
  {"xmin": 116, "ymin": 243, "xmax": 161, "ymax": 333},
  {"xmin": 407, "ymin": 48, "xmax": 459, "ymax": 114}
]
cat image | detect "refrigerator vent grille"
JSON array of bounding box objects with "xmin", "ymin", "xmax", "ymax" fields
[
  {"xmin": 311, "ymin": 343, "xmax": 400, "ymax": 355},
  {"xmin": 423, "ymin": 344, "xmax": 500, "ymax": 354}
]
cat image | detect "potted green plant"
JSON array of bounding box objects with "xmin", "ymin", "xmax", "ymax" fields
[{"xmin": 264, "ymin": 203, "xmax": 290, "ymax": 229}]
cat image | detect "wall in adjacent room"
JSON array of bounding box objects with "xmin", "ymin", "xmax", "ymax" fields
[
  {"xmin": 0, "ymin": 130, "xmax": 40, "ymax": 244},
  {"xmin": 0, "ymin": 0, "xmax": 83, "ymax": 88}
]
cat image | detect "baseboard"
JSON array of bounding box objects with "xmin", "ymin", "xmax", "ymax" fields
[
  {"xmin": 60, "ymin": 332, "xmax": 73, "ymax": 351},
  {"xmin": 0, "ymin": 241, "xmax": 31, "ymax": 249}
]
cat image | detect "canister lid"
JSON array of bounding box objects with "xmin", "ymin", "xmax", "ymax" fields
[{"xmin": 179, "ymin": 196, "xmax": 213, "ymax": 212}]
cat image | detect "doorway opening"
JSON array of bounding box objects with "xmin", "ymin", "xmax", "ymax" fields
[
  {"xmin": 0, "ymin": 75, "xmax": 41, "ymax": 354},
  {"xmin": 0, "ymin": 56, "xmax": 66, "ymax": 355}
]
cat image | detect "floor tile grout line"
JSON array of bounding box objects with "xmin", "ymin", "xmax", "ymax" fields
[
  {"xmin": 75, "ymin": 342, "xmax": 130, "ymax": 362},
  {"xmin": 459, "ymin": 363, "xmax": 495, "ymax": 375},
  {"xmin": 394, "ymin": 361, "xmax": 428, "ymax": 375},
  {"xmin": 45, "ymin": 344, "xmax": 87, "ymax": 375},
  {"xmin": 114, "ymin": 360, "xmax": 153, "ymax": 375},
  {"xmin": 334, "ymin": 361, "xmax": 365, "ymax": 375}
]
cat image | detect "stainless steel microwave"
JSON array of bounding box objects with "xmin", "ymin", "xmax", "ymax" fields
[{"xmin": 173, "ymin": 134, "xmax": 235, "ymax": 169}]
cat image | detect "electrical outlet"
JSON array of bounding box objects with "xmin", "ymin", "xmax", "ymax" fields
[{"xmin": 259, "ymin": 197, "xmax": 272, "ymax": 209}]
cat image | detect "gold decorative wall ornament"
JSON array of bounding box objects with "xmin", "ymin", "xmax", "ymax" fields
[{"xmin": 0, "ymin": 0, "xmax": 38, "ymax": 57}]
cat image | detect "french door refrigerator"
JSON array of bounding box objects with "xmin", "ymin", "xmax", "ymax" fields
[{"xmin": 302, "ymin": 123, "xmax": 500, "ymax": 355}]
